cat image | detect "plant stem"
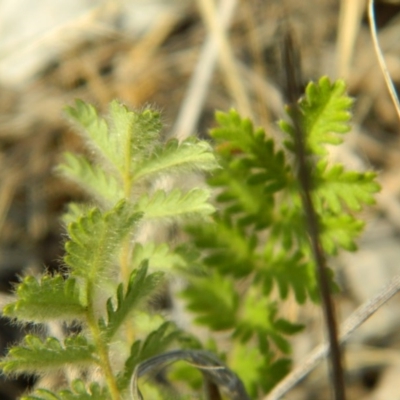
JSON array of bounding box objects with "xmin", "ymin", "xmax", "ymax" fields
[
  {"xmin": 119, "ymin": 237, "xmax": 136, "ymax": 343},
  {"xmin": 265, "ymin": 274, "xmax": 400, "ymax": 400},
  {"xmin": 282, "ymin": 30, "xmax": 346, "ymax": 400},
  {"xmin": 86, "ymin": 281, "xmax": 120, "ymax": 400},
  {"xmin": 122, "ymin": 118, "xmax": 134, "ymax": 200},
  {"xmin": 368, "ymin": 0, "xmax": 400, "ymax": 123}
]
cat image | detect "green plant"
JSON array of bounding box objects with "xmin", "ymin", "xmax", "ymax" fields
[
  {"xmin": 0, "ymin": 100, "xmax": 218, "ymax": 400},
  {"xmin": 0, "ymin": 77, "xmax": 380, "ymax": 399},
  {"xmin": 180, "ymin": 76, "xmax": 379, "ymax": 396}
]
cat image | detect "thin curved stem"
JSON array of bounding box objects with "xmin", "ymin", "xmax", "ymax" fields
[
  {"xmin": 264, "ymin": 274, "xmax": 400, "ymax": 400},
  {"xmin": 368, "ymin": 0, "xmax": 400, "ymax": 123}
]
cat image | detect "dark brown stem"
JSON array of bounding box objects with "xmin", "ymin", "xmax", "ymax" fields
[
  {"xmin": 264, "ymin": 274, "xmax": 400, "ymax": 400},
  {"xmin": 281, "ymin": 30, "xmax": 346, "ymax": 400}
]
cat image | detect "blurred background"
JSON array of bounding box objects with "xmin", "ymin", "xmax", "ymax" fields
[{"xmin": 0, "ymin": 0, "xmax": 400, "ymax": 399}]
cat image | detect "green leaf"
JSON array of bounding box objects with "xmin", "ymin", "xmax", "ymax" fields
[
  {"xmin": 314, "ymin": 161, "xmax": 380, "ymax": 213},
  {"xmin": 275, "ymin": 318, "xmax": 305, "ymax": 335},
  {"xmin": 65, "ymin": 100, "xmax": 120, "ymax": 172},
  {"xmin": 57, "ymin": 152, "xmax": 123, "ymax": 206},
  {"xmin": 132, "ymin": 137, "xmax": 218, "ymax": 183},
  {"xmin": 186, "ymin": 218, "xmax": 258, "ymax": 277},
  {"xmin": 182, "ymin": 272, "xmax": 239, "ymax": 330},
  {"xmin": 257, "ymin": 249, "xmax": 318, "ymax": 303},
  {"xmin": 234, "ymin": 288, "xmax": 302, "ymax": 354},
  {"xmin": 64, "ymin": 200, "xmax": 142, "ymax": 281},
  {"xmin": 269, "ymin": 202, "xmax": 306, "ymax": 252},
  {"xmin": 230, "ymin": 342, "xmax": 291, "ymax": 397},
  {"xmin": 107, "ymin": 103, "xmax": 166, "ymax": 194},
  {"xmin": 23, "ymin": 380, "xmax": 109, "ymax": 400},
  {"xmin": 320, "ymin": 214, "xmax": 364, "ymax": 255},
  {"xmin": 212, "ymin": 109, "xmax": 259, "ymax": 153},
  {"xmin": 286, "ymin": 76, "xmax": 353, "ymax": 155},
  {"xmin": 61, "ymin": 203, "xmax": 91, "ymax": 226},
  {"xmin": 136, "ymin": 188, "xmax": 215, "ymax": 221},
  {"xmin": 209, "ymin": 166, "xmax": 274, "ymax": 229},
  {"xmin": 104, "ymin": 262, "xmax": 164, "ymax": 340},
  {"xmin": 65, "ymin": 100, "xmax": 163, "ymax": 178},
  {"xmin": 0, "ymin": 335, "xmax": 95, "ymax": 374},
  {"xmin": 108, "ymin": 101, "xmax": 162, "ymax": 167},
  {"xmin": 211, "ymin": 110, "xmax": 290, "ymax": 197},
  {"xmin": 131, "ymin": 242, "xmax": 187, "ymax": 271},
  {"xmin": 118, "ymin": 322, "xmax": 180, "ymax": 391},
  {"xmin": 23, "ymin": 389, "xmax": 60, "ymax": 400},
  {"xmin": 3, "ymin": 275, "xmax": 85, "ymax": 323}
]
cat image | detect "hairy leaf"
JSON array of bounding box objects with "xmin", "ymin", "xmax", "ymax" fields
[
  {"xmin": 23, "ymin": 380, "xmax": 109, "ymax": 400},
  {"xmin": 0, "ymin": 335, "xmax": 95, "ymax": 374},
  {"xmin": 109, "ymin": 101, "xmax": 162, "ymax": 167},
  {"xmin": 62, "ymin": 203, "xmax": 92, "ymax": 226},
  {"xmin": 3, "ymin": 275, "xmax": 85, "ymax": 323},
  {"xmin": 64, "ymin": 200, "xmax": 142, "ymax": 281},
  {"xmin": 65, "ymin": 100, "xmax": 120, "ymax": 172},
  {"xmin": 136, "ymin": 188, "xmax": 215, "ymax": 221},
  {"xmin": 57, "ymin": 152, "xmax": 123, "ymax": 206},
  {"xmin": 118, "ymin": 322, "xmax": 180, "ymax": 391},
  {"xmin": 104, "ymin": 262, "xmax": 163, "ymax": 340},
  {"xmin": 132, "ymin": 137, "xmax": 218, "ymax": 183},
  {"xmin": 131, "ymin": 242, "xmax": 187, "ymax": 271}
]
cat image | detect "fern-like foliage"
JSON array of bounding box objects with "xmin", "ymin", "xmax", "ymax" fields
[
  {"xmin": 135, "ymin": 188, "xmax": 214, "ymax": 221},
  {"xmin": 58, "ymin": 100, "xmax": 218, "ymax": 211},
  {"xmin": 1, "ymin": 100, "xmax": 218, "ymax": 400},
  {"xmin": 102, "ymin": 262, "xmax": 164, "ymax": 341},
  {"xmin": 0, "ymin": 81, "xmax": 380, "ymax": 399},
  {"xmin": 117, "ymin": 321, "xmax": 181, "ymax": 392},
  {"xmin": 65, "ymin": 201, "xmax": 142, "ymax": 283},
  {"xmin": 22, "ymin": 380, "xmax": 109, "ymax": 400},
  {"xmin": 182, "ymin": 77, "xmax": 380, "ymax": 395},
  {"xmin": 3, "ymin": 275, "xmax": 85, "ymax": 323},
  {"xmin": 1, "ymin": 335, "xmax": 95, "ymax": 375}
]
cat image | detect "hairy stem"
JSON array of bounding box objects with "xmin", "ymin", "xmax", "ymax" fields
[
  {"xmin": 119, "ymin": 237, "xmax": 136, "ymax": 344},
  {"xmin": 86, "ymin": 281, "xmax": 120, "ymax": 400}
]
